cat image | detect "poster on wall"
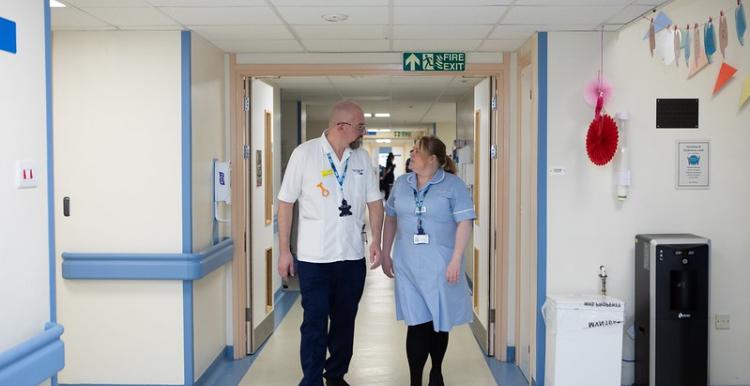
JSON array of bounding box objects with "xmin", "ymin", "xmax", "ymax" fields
[{"xmin": 676, "ymin": 141, "xmax": 709, "ymax": 189}]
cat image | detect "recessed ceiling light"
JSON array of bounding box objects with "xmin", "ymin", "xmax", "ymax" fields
[
  {"xmin": 374, "ymin": 113, "xmax": 390, "ymax": 118},
  {"xmin": 321, "ymin": 13, "xmax": 348, "ymax": 23},
  {"xmin": 376, "ymin": 139, "xmax": 392, "ymax": 144},
  {"xmin": 379, "ymin": 129, "xmax": 391, "ymax": 132},
  {"xmin": 363, "ymin": 113, "xmax": 373, "ymax": 118},
  {"xmin": 50, "ymin": 0, "xmax": 66, "ymax": 7}
]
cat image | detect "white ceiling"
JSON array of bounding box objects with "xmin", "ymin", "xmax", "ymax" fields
[
  {"xmin": 267, "ymin": 75, "xmax": 481, "ymax": 126},
  {"xmin": 52, "ymin": 0, "xmax": 670, "ymax": 54}
]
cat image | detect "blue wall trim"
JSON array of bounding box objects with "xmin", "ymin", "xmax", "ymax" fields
[
  {"xmin": 61, "ymin": 239, "xmax": 233, "ymax": 280},
  {"xmin": 536, "ymin": 31, "xmax": 548, "ymax": 386},
  {"xmin": 180, "ymin": 29, "xmax": 194, "ymax": 386},
  {"xmin": 0, "ymin": 323, "xmax": 64, "ymax": 386}
]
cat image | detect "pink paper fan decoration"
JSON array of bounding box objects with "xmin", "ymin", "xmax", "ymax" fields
[{"xmin": 584, "ymin": 76, "xmax": 613, "ymax": 107}]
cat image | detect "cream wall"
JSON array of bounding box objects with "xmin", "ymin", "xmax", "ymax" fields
[
  {"xmin": 546, "ymin": 0, "xmax": 750, "ymax": 383},
  {"xmin": 52, "ymin": 31, "xmax": 184, "ymax": 384},
  {"xmin": 190, "ymin": 32, "xmax": 228, "ymax": 380},
  {"xmin": 0, "ymin": 0, "xmax": 51, "ymax": 352},
  {"xmin": 435, "ymin": 121, "xmax": 457, "ymax": 153}
]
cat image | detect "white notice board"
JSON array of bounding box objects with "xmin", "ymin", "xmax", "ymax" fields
[{"xmin": 676, "ymin": 140, "xmax": 709, "ymax": 189}]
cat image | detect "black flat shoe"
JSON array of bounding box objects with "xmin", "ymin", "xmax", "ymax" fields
[
  {"xmin": 325, "ymin": 377, "xmax": 351, "ymax": 386},
  {"xmin": 428, "ymin": 370, "xmax": 444, "ymax": 386}
]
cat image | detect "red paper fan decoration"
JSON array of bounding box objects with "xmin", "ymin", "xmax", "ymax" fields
[{"xmin": 586, "ymin": 113, "xmax": 619, "ymax": 166}]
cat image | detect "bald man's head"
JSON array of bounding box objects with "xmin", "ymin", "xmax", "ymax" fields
[{"xmin": 327, "ymin": 100, "xmax": 366, "ymax": 149}]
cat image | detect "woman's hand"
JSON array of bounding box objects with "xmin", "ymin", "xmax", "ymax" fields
[
  {"xmin": 446, "ymin": 258, "xmax": 461, "ymax": 284},
  {"xmin": 381, "ymin": 252, "xmax": 395, "ymax": 278}
]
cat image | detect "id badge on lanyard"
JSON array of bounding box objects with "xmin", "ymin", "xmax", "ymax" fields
[{"xmin": 413, "ymin": 185, "xmax": 430, "ymax": 245}]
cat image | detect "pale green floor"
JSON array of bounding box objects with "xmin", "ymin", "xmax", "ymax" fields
[{"xmin": 239, "ymin": 268, "xmax": 497, "ymax": 386}]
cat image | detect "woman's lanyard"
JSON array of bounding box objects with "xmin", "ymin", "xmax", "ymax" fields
[
  {"xmin": 412, "ymin": 185, "xmax": 431, "ymax": 237},
  {"xmin": 326, "ymin": 153, "xmax": 352, "ymax": 217}
]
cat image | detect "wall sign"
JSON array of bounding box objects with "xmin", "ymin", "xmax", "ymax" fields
[
  {"xmin": 0, "ymin": 16, "xmax": 17, "ymax": 54},
  {"xmin": 676, "ymin": 141, "xmax": 709, "ymax": 189},
  {"xmin": 403, "ymin": 52, "xmax": 466, "ymax": 72}
]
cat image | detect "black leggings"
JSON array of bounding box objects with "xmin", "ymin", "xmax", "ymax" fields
[{"xmin": 406, "ymin": 321, "xmax": 449, "ymax": 386}]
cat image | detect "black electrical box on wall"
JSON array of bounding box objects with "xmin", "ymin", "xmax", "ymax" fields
[{"xmin": 656, "ymin": 98, "xmax": 699, "ymax": 128}]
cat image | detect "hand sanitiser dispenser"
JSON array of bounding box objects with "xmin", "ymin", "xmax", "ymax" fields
[
  {"xmin": 635, "ymin": 234, "xmax": 710, "ymax": 386},
  {"xmin": 214, "ymin": 161, "xmax": 230, "ymax": 223}
]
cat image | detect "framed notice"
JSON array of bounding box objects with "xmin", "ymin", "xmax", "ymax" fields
[{"xmin": 676, "ymin": 141, "xmax": 709, "ymax": 189}]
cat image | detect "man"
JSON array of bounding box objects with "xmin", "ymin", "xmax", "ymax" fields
[{"xmin": 278, "ymin": 100, "xmax": 384, "ymax": 386}]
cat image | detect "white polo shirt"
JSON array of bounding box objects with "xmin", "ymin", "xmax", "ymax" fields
[{"xmin": 278, "ymin": 132, "xmax": 382, "ymax": 263}]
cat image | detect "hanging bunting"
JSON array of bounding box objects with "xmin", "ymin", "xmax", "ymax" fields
[
  {"xmin": 741, "ymin": 76, "xmax": 750, "ymax": 107},
  {"xmin": 704, "ymin": 17, "xmax": 717, "ymax": 63},
  {"xmin": 643, "ymin": 11, "xmax": 674, "ymax": 39},
  {"xmin": 682, "ymin": 24, "xmax": 692, "ymax": 64},
  {"xmin": 737, "ymin": 0, "xmax": 747, "ymax": 46},
  {"xmin": 713, "ymin": 63, "xmax": 737, "ymax": 94},
  {"xmin": 656, "ymin": 27, "xmax": 676, "ymax": 65},
  {"xmin": 674, "ymin": 25, "xmax": 682, "ymax": 67},
  {"xmin": 719, "ymin": 11, "xmax": 729, "ymax": 58},
  {"xmin": 689, "ymin": 23, "xmax": 710, "ymax": 79},
  {"xmin": 649, "ymin": 18, "xmax": 656, "ymax": 57}
]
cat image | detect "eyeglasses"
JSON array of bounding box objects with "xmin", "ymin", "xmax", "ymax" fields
[{"xmin": 337, "ymin": 121, "xmax": 366, "ymax": 131}]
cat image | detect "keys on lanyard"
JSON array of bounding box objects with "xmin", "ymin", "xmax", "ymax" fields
[
  {"xmin": 326, "ymin": 153, "xmax": 352, "ymax": 217},
  {"xmin": 413, "ymin": 185, "xmax": 430, "ymax": 245}
]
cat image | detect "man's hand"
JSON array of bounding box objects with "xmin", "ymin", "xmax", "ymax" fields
[
  {"xmin": 278, "ymin": 250, "xmax": 295, "ymax": 279},
  {"xmin": 369, "ymin": 243, "xmax": 382, "ymax": 269},
  {"xmin": 381, "ymin": 253, "xmax": 394, "ymax": 278}
]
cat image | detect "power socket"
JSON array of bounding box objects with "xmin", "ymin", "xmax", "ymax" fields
[{"xmin": 715, "ymin": 314, "xmax": 730, "ymax": 330}]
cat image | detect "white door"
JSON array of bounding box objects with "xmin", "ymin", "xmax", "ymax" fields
[
  {"xmin": 518, "ymin": 65, "xmax": 533, "ymax": 381},
  {"xmin": 470, "ymin": 77, "xmax": 493, "ymax": 354},
  {"xmin": 246, "ymin": 77, "xmax": 277, "ymax": 353}
]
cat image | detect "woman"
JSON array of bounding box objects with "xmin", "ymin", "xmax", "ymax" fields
[
  {"xmin": 381, "ymin": 136, "xmax": 475, "ymax": 386},
  {"xmin": 380, "ymin": 152, "xmax": 396, "ymax": 200}
]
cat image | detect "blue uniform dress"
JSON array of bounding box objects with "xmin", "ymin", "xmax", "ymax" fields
[{"xmin": 385, "ymin": 169, "xmax": 476, "ymax": 332}]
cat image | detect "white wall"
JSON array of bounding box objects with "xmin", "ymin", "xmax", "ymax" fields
[
  {"xmin": 52, "ymin": 31, "xmax": 184, "ymax": 384},
  {"xmin": 0, "ymin": 0, "xmax": 51, "ymax": 353},
  {"xmin": 546, "ymin": 0, "xmax": 750, "ymax": 383},
  {"xmin": 190, "ymin": 32, "xmax": 227, "ymax": 380}
]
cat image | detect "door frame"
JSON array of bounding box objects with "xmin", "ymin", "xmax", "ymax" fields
[
  {"xmin": 514, "ymin": 36, "xmax": 540, "ymax": 378},
  {"xmin": 229, "ymin": 56, "xmax": 512, "ymax": 361}
]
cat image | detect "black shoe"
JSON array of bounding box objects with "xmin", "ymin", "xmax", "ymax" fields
[
  {"xmin": 428, "ymin": 370, "xmax": 444, "ymax": 386},
  {"xmin": 325, "ymin": 377, "xmax": 351, "ymax": 386}
]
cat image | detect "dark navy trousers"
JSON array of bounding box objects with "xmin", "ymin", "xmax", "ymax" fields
[{"xmin": 297, "ymin": 258, "xmax": 366, "ymax": 386}]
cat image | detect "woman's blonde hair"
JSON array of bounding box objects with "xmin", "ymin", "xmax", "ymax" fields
[{"xmin": 415, "ymin": 135, "xmax": 456, "ymax": 174}]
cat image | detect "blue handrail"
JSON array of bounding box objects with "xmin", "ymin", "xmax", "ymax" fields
[{"xmin": 62, "ymin": 238, "xmax": 233, "ymax": 280}]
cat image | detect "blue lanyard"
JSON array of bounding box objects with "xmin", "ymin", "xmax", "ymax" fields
[
  {"xmin": 412, "ymin": 185, "xmax": 431, "ymax": 234},
  {"xmin": 326, "ymin": 153, "xmax": 350, "ymax": 194}
]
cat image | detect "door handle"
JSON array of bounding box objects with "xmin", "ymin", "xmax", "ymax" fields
[{"xmin": 63, "ymin": 197, "xmax": 70, "ymax": 217}]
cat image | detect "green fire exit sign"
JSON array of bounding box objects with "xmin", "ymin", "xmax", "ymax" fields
[{"xmin": 403, "ymin": 52, "xmax": 466, "ymax": 72}]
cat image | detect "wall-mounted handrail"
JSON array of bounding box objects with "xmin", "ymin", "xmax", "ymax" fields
[{"xmin": 62, "ymin": 238, "xmax": 233, "ymax": 280}]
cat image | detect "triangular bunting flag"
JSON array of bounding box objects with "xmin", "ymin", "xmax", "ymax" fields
[
  {"xmin": 740, "ymin": 76, "xmax": 750, "ymax": 108},
  {"xmin": 713, "ymin": 63, "xmax": 737, "ymax": 95},
  {"xmin": 643, "ymin": 11, "xmax": 673, "ymax": 39}
]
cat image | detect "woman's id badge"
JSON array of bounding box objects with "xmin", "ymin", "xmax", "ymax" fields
[
  {"xmin": 415, "ymin": 206, "xmax": 427, "ymax": 214},
  {"xmin": 413, "ymin": 234, "xmax": 429, "ymax": 245}
]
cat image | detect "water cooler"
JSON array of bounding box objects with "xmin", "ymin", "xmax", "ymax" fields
[{"xmin": 634, "ymin": 234, "xmax": 710, "ymax": 386}]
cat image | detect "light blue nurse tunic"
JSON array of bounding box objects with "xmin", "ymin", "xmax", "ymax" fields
[{"xmin": 385, "ymin": 168, "xmax": 476, "ymax": 332}]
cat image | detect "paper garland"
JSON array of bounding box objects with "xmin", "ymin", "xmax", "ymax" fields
[{"xmin": 713, "ymin": 63, "xmax": 738, "ymax": 94}]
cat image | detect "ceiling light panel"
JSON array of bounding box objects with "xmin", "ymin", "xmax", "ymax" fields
[
  {"xmin": 394, "ymin": 6, "xmax": 507, "ymax": 25},
  {"xmin": 275, "ymin": 6, "xmax": 388, "ymax": 25},
  {"xmin": 160, "ymin": 6, "xmax": 282, "ymax": 25}
]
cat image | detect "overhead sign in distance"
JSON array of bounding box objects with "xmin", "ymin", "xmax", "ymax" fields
[{"xmin": 403, "ymin": 52, "xmax": 465, "ymax": 72}]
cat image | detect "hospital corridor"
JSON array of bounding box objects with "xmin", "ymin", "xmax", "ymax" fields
[{"xmin": 2, "ymin": 0, "xmax": 750, "ymax": 386}]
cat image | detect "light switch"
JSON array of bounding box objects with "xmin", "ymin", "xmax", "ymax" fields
[
  {"xmin": 15, "ymin": 161, "xmax": 39, "ymax": 189},
  {"xmin": 715, "ymin": 314, "xmax": 730, "ymax": 330}
]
